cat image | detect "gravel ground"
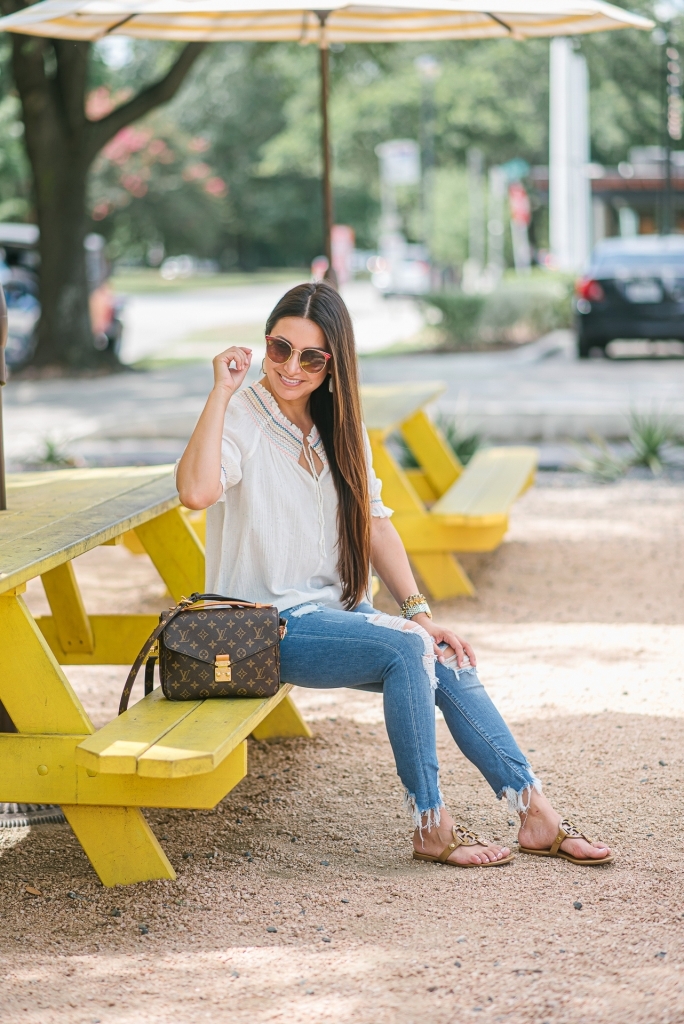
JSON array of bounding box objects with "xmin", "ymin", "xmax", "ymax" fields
[{"xmin": 2, "ymin": 477, "xmax": 684, "ymax": 1024}]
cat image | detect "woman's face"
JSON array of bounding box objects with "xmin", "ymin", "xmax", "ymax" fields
[{"xmin": 263, "ymin": 316, "xmax": 330, "ymax": 404}]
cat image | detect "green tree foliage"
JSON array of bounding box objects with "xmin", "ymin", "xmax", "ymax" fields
[
  {"xmin": 0, "ymin": 9, "xmax": 670, "ymax": 276},
  {"xmin": 582, "ymin": 3, "xmax": 663, "ymax": 164}
]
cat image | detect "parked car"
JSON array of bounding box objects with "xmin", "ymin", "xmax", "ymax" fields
[
  {"xmin": 0, "ymin": 224, "xmax": 124, "ymax": 370},
  {"xmin": 575, "ymin": 235, "xmax": 684, "ymax": 358},
  {"xmin": 0, "ymin": 223, "xmax": 40, "ymax": 368}
]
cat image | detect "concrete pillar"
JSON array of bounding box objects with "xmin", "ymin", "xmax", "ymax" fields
[{"xmin": 549, "ymin": 38, "xmax": 592, "ymax": 272}]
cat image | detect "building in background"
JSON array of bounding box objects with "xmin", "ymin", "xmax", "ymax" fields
[{"xmin": 533, "ymin": 147, "xmax": 684, "ymax": 250}]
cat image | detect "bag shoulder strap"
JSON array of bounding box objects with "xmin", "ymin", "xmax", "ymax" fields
[{"xmin": 118, "ymin": 592, "xmax": 254, "ymax": 715}]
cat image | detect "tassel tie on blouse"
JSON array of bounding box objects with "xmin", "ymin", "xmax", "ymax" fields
[{"xmin": 302, "ymin": 440, "xmax": 327, "ymax": 561}]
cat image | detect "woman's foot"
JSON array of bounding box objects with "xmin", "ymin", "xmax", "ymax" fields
[
  {"xmin": 413, "ymin": 808, "xmax": 511, "ymax": 866},
  {"xmin": 517, "ymin": 790, "xmax": 612, "ymax": 862}
]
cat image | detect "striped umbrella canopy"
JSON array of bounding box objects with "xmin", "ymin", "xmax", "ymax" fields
[
  {"xmin": 0, "ymin": 0, "xmax": 654, "ymax": 43},
  {"xmin": 0, "ymin": 0, "xmax": 653, "ymax": 272}
]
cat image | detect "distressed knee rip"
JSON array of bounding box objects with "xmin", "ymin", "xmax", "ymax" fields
[
  {"xmin": 499, "ymin": 776, "xmax": 543, "ymax": 815},
  {"xmin": 363, "ymin": 611, "xmax": 437, "ymax": 691},
  {"xmin": 441, "ymin": 653, "xmax": 477, "ymax": 680},
  {"xmin": 403, "ymin": 789, "xmax": 444, "ymax": 837}
]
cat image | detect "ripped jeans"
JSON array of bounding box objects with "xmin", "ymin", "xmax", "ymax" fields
[{"xmin": 280, "ymin": 602, "xmax": 540, "ymax": 829}]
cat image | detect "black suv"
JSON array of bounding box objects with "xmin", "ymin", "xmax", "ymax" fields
[{"xmin": 575, "ymin": 235, "xmax": 684, "ymax": 358}]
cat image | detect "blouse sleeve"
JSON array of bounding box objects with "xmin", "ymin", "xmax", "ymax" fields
[
  {"xmin": 216, "ymin": 426, "xmax": 243, "ymax": 501},
  {"xmin": 363, "ymin": 426, "xmax": 393, "ymax": 519}
]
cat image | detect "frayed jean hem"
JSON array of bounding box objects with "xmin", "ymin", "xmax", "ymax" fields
[
  {"xmin": 403, "ymin": 788, "xmax": 445, "ymax": 838},
  {"xmin": 497, "ymin": 776, "xmax": 543, "ymax": 815}
]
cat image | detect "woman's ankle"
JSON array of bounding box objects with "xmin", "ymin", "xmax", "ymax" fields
[
  {"xmin": 417, "ymin": 807, "xmax": 452, "ymax": 840},
  {"xmin": 518, "ymin": 790, "xmax": 559, "ymax": 827}
]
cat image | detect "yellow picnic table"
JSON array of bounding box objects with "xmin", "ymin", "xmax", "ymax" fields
[
  {"xmin": 360, "ymin": 383, "xmax": 538, "ymax": 599},
  {"xmin": 0, "ymin": 467, "xmax": 310, "ymax": 887}
]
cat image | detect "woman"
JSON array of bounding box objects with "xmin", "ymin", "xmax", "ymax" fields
[{"xmin": 177, "ymin": 282, "xmax": 612, "ymax": 868}]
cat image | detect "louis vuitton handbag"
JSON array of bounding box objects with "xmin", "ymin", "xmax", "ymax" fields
[{"xmin": 119, "ymin": 593, "xmax": 286, "ymax": 714}]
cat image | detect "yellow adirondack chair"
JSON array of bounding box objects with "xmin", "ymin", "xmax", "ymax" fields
[{"xmin": 361, "ymin": 383, "xmax": 538, "ymax": 599}]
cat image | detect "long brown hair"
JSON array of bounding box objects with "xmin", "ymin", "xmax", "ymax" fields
[{"xmin": 265, "ymin": 282, "xmax": 370, "ymax": 609}]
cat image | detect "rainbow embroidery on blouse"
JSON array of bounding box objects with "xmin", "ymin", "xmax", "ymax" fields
[{"xmin": 241, "ymin": 383, "xmax": 328, "ymax": 466}]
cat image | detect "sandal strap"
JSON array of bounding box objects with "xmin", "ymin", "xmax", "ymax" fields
[
  {"xmin": 437, "ymin": 824, "xmax": 486, "ymax": 863},
  {"xmin": 549, "ymin": 818, "xmax": 593, "ymax": 856}
]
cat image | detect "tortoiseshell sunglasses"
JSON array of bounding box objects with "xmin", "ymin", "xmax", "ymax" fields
[{"xmin": 265, "ymin": 335, "xmax": 332, "ymax": 374}]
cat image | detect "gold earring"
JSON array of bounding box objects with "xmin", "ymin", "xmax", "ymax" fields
[
  {"xmin": 261, "ymin": 359, "xmax": 266, "ymax": 374},
  {"xmin": 328, "ymin": 375, "xmax": 333, "ymax": 392}
]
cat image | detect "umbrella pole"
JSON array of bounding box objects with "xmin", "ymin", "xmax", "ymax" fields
[{"xmin": 317, "ymin": 14, "xmax": 337, "ymax": 286}]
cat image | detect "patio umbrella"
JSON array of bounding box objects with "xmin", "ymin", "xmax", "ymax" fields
[{"xmin": 0, "ymin": 0, "xmax": 654, "ymax": 273}]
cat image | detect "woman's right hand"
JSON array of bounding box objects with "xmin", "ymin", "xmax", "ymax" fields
[{"xmin": 213, "ymin": 346, "xmax": 252, "ymax": 396}]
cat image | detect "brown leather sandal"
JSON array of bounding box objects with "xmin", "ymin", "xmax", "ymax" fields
[
  {"xmin": 518, "ymin": 818, "xmax": 614, "ymax": 866},
  {"xmin": 413, "ymin": 824, "xmax": 515, "ymax": 868}
]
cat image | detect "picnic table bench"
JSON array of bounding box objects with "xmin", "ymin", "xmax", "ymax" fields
[
  {"xmin": 360, "ymin": 382, "xmax": 538, "ymax": 599},
  {"xmin": 0, "ymin": 467, "xmax": 310, "ymax": 887}
]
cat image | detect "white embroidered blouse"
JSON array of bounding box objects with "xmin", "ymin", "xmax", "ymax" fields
[{"xmin": 203, "ymin": 381, "xmax": 393, "ymax": 612}]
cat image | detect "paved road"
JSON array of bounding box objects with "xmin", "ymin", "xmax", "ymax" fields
[
  {"xmin": 361, "ymin": 331, "xmax": 684, "ymax": 440},
  {"xmin": 119, "ymin": 280, "xmax": 423, "ymax": 363},
  {"xmin": 7, "ymin": 335, "xmax": 684, "ymax": 471},
  {"xmin": 5, "ymin": 277, "xmax": 684, "ymax": 469}
]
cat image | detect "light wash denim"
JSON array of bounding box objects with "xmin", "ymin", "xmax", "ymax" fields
[{"xmin": 280, "ymin": 601, "xmax": 541, "ymax": 829}]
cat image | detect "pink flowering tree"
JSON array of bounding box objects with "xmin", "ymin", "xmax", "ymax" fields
[
  {"xmin": 0, "ymin": 8, "xmax": 206, "ymax": 367},
  {"xmin": 87, "ymin": 94, "xmax": 227, "ymax": 251}
]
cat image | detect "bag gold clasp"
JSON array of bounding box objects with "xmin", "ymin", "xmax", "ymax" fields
[{"xmin": 215, "ymin": 654, "xmax": 231, "ymax": 682}]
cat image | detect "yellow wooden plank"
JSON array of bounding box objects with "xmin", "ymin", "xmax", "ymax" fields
[
  {"xmin": 1, "ymin": 733, "xmax": 247, "ymax": 808},
  {"xmin": 137, "ymin": 684, "xmax": 296, "ymax": 778},
  {"xmin": 400, "ymin": 410, "xmax": 462, "ymax": 497},
  {"xmin": 367, "ymin": 431, "xmax": 427, "ymax": 516},
  {"xmin": 62, "ymin": 805, "xmax": 176, "ymax": 886},
  {"xmin": 76, "ymin": 688, "xmax": 203, "ymax": 774},
  {"xmin": 361, "ymin": 383, "xmax": 445, "ymax": 433},
  {"xmin": 1, "ymin": 467, "xmax": 179, "ymax": 594},
  {"xmin": 392, "ymin": 512, "xmax": 508, "ymax": 552},
  {"xmin": 251, "ymin": 693, "xmax": 313, "ymax": 740},
  {"xmin": 120, "ymin": 529, "xmax": 147, "ymax": 554},
  {"xmin": 180, "ymin": 508, "xmax": 206, "ymax": 546},
  {"xmin": 37, "ymin": 614, "xmax": 159, "ymax": 665},
  {"xmin": 410, "ymin": 552, "xmax": 475, "ymax": 599},
  {"xmin": 134, "ymin": 507, "xmax": 205, "ymax": 603},
  {"xmin": 431, "ymin": 448, "xmax": 538, "ymax": 517},
  {"xmin": 0, "ymin": 595, "xmax": 93, "ymax": 735},
  {"xmin": 40, "ymin": 562, "xmax": 94, "ymax": 655},
  {"xmin": 404, "ymin": 469, "xmax": 439, "ymax": 505}
]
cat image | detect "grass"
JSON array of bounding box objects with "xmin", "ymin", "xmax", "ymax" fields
[
  {"xmin": 574, "ymin": 411, "xmax": 684, "ymax": 480},
  {"xmin": 112, "ymin": 267, "xmax": 306, "ymax": 295},
  {"xmin": 435, "ymin": 414, "xmax": 483, "ymax": 466},
  {"xmin": 628, "ymin": 411, "xmax": 678, "ymax": 474},
  {"xmin": 572, "ymin": 435, "xmax": 629, "ymax": 482},
  {"xmin": 28, "ymin": 438, "xmax": 82, "ymax": 470}
]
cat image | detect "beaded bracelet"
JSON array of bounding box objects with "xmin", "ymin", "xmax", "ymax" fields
[{"xmin": 400, "ymin": 593, "xmax": 432, "ymax": 620}]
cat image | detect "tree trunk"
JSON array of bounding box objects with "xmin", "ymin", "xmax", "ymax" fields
[
  {"xmin": 33, "ymin": 160, "xmax": 94, "ymax": 367},
  {"xmin": 5, "ymin": 28, "xmax": 207, "ymax": 369},
  {"xmin": 11, "ymin": 37, "xmax": 97, "ymax": 366}
]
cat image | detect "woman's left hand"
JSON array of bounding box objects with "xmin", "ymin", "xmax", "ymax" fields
[{"xmin": 411, "ymin": 613, "xmax": 476, "ymax": 668}]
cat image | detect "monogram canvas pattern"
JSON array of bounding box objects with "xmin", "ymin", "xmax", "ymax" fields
[{"xmin": 160, "ymin": 605, "xmax": 280, "ymax": 700}]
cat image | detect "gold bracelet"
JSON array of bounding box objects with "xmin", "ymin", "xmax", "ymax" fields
[{"xmin": 400, "ymin": 593, "xmax": 432, "ymax": 619}]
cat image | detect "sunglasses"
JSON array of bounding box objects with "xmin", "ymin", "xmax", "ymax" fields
[{"xmin": 265, "ymin": 335, "xmax": 332, "ymax": 375}]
